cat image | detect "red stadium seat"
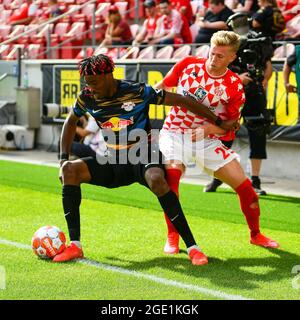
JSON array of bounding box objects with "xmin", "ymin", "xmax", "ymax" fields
[
  {"xmin": 26, "ymin": 43, "xmax": 43, "ymax": 59},
  {"xmin": 50, "ymin": 22, "xmax": 71, "ymax": 58},
  {"xmin": 137, "ymin": 46, "xmax": 154, "ymax": 59},
  {"xmin": 17, "ymin": 24, "xmax": 39, "ymax": 44},
  {"xmin": 95, "ymin": 2, "xmax": 110, "ymax": 21},
  {"xmin": 72, "ymin": 3, "xmax": 95, "ymax": 23},
  {"xmin": 172, "ymin": 44, "xmax": 191, "ymax": 59},
  {"xmin": 155, "ymin": 45, "xmax": 174, "ymax": 59},
  {"xmin": 5, "ymin": 43, "xmax": 25, "ymax": 60},
  {"xmin": 195, "ymin": 44, "xmax": 210, "ymax": 58},
  {"xmin": 0, "ymin": 10, "xmax": 12, "ymax": 23},
  {"xmin": 0, "ymin": 44, "xmax": 11, "ymax": 59},
  {"xmin": 4, "ymin": 25, "xmax": 25, "ymax": 43},
  {"xmin": 129, "ymin": 24, "xmax": 139, "ymax": 38},
  {"xmin": 75, "ymin": 47, "xmax": 94, "ymax": 59},
  {"xmin": 60, "ymin": 22, "xmax": 85, "ymax": 59},
  {"xmin": 119, "ymin": 46, "xmax": 140, "ymax": 59},
  {"xmin": 114, "ymin": 1, "xmax": 128, "ymax": 17},
  {"xmin": 0, "ymin": 25, "xmax": 12, "ymax": 42}
]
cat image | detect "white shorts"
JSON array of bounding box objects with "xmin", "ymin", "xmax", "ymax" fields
[{"xmin": 159, "ymin": 129, "xmax": 240, "ymax": 176}]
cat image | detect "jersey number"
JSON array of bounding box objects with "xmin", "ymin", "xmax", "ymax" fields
[{"xmin": 214, "ymin": 146, "xmax": 233, "ymax": 160}]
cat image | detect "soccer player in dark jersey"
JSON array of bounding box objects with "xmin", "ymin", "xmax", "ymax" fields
[{"xmin": 53, "ymin": 54, "xmax": 237, "ymax": 265}]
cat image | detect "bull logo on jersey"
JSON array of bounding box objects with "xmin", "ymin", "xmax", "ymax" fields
[
  {"xmin": 100, "ymin": 117, "xmax": 134, "ymax": 131},
  {"xmin": 121, "ymin": 101, "xmax": 135, "ymax": 112},
  {"xmin": 194, "ymin": 87, "xmax": 208, "ymax": 102}
]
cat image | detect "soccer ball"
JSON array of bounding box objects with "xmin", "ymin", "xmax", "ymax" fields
[{"xmin": 32, "ymin": 226, "xmax": 66, "ymax": 259}]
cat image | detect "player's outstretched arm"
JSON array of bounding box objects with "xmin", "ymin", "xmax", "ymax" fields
[
  {"xmin": 163, "ymin": 91, "xmax": 238, "ymax": 131},
  {"xmin": 60, "ymin": 110, "xmax": 80, "ymax": 165}
]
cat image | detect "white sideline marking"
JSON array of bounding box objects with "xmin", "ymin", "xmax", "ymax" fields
[{"xmin": 0, "ymin": 238, "xmax": 252, "ymax": 300}]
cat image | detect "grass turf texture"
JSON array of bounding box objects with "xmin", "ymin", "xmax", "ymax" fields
[{"xmin": 0, "ymin": 160, "xmax": 300, "ymax": 300}]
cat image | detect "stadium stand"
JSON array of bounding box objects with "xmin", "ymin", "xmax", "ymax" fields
[
  {"xmin": 155, "ymin": 45, "xmax": 174, "ymax": 59},
  {"xmin": 0, "ymin": 0, "xmax": 299, "ymax": 60}
]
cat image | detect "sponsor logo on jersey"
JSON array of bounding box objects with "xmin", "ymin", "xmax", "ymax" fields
[
  {"xmin": 194, "ymin": 87, "xmax": 208, "ymax": 102},
  {"xmin": 100, "ymin": 117, "xmax": 134, "ymax": 131}
]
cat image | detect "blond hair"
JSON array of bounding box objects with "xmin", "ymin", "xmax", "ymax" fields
[{"xmin": 210, "ymin": 31, "xmax": 241, "ymax": 53}]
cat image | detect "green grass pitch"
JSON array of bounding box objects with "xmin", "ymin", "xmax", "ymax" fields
[{"xmin": 0, "ymin": 160, "xmax": 300, "ymax": 300}]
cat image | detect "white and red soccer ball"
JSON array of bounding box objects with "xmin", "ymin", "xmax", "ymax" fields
[{"xmin": 31, "ymin": 226, "xmax": 66, "ymax": 259}]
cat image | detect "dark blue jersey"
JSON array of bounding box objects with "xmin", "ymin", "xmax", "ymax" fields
[{"xmin": 73, "ymin": 80, "xmax": 165, "ymax": 149}]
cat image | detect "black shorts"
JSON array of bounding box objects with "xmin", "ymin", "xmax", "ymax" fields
[
  {"xmin": 82, "ymin": 147, "xmax": 165, "ymax": 189},
  {"xmin": 246, "ymin": 127, "xmax": 267, "ymax": 159}
]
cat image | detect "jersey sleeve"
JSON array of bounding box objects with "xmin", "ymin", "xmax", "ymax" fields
[
  {"xmin": 73, "ymin": 92, "xmax": 87, "ymax": 118},
  {"xmin": 163, "ymin": 56, "xmax": 195, "ymax": 88},
  {"xmin": 143, "ymin": 84, "xmax": 166, "ymax": 105},
  {"xmin": 226, "ymin": 80, "xmax": 245, "ymax": 120}
]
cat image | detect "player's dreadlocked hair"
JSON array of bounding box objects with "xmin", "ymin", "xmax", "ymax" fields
[{"xmin": 78, "ymin": 54, "xmax": 115, "ymax": 76}]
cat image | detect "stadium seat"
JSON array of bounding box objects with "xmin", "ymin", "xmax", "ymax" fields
[
  {"xmin": 172, "ymin": 44, "xmax": 191, "ymax": 59},
  {"xmin": 26, "ymin": 44, "xmax": 43, "ymax": 59},
  {"xmin": 195, "ymin": 44, "xmax": 210, "ymax": 58},
  {"xmin": 128, "ymin": 0, "xmax": 145, "ymax": 20},
  {"xmin": 50, "ymin": 22, "xmax": 71, "ymax": 59},
  {"xmin": 115, "ymin": 2, "xmax": 128, "ymax": 17},
  {"xmin": 0, "ymin": 25, "xmax": 12, "ymax": 43},
  {"xmin": 95, "ymin": 2, "xmax": 110, "ymax": 20},
  {"xmin": 17, "ymin": 24, "xmax": 39, "ymax": 44},
  {"xmin": 5, "ymin": 25, "xmax": 25, "ymax": 42},
  {"xmin": 129, "ymin": 24, "xmax": 139, "ymax": 38},
  {"xmin": 93, "ymin": 46, "xmax": 108, "ymax": 56},
  {"xmin": 190, "ymin": 23, "xmax": 200, "ymax": 43},
  {"xmin": 72, "ymin": 3, "xmax": 95, "ymax": 23},
  {"xmin": 31, "ymin": 23, "xmax": 54, "ymax": 45},
  {"xmin": 155, "ymin": 45, "xmax": 174, "ymax": 59},
  {"xmin": 285, "ymin": 14, "xmax": 300, "ymax": 34},
  {"xmin": 60, "ymin": 22, "xmax": 86, "ymax": 59},
  {"xmin": 75, "ymin": 47, "xmax": 94, "ymax": 59},
  {"xmin": 0, "ymin": 44, "xmax": 11, "ymax": 59},
  {"xmin": 5, "ymin": 44, "xmax": 25, "ymax": 60},
  {"xmin": 273, "ymin": 43, "xmax": 296, "ymax": 58},
  {"xmin": 137, "ymin": 46, "xmax": 154, "ymax": 59},
  {"xmin": 119, "ymin": 46, "xmax": 140, "ymax": 59},
  {"xmin": 0, "ymin": 10, "xmax": 12, "ymax": 23}
]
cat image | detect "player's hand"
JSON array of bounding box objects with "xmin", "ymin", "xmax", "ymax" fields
[
  {"xmin": 220, "ymin": 119, "xmax": 239, "ymax": 131},
  {"xmin": 239, "ymin": 72, "xmax": 253, "ymax": 85},
  {"xmin": 191, "ymin": 127, "xmax": 205, "ymax": 142}
]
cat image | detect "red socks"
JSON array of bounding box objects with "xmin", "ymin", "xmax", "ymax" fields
[
  {"xmin": 164, "ymin": 168, "xmax": 182, "ymax": 234},
  {"xmin": 235, "ymin": 178, "xmax": 260, "ymax": 237}
]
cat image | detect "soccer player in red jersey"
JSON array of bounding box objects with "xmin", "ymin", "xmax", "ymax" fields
[{"xmin": 156, "ymin": 30, "xmax": 279, "ymax": 257}]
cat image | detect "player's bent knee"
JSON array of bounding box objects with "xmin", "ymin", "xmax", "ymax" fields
[
  {"xmin": 61, "ymin": 161, "xmax": 86, "ymax": 184},
  {"xmin": 145, "ymin": 169, "xmax": 169, "ymax": 196}
]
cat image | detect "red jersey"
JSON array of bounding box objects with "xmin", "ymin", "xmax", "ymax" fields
[
  {"xmin": 145, "ymin": 16, "xmax": 158, "ymax": 38},
  {"xmin": 162, "ymin": 56, "xmax": 245, "ymax": 141}
]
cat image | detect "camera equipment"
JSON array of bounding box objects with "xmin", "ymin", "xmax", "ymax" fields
[
  {"xmin": 226, "ymin": 13, "xmax": 273, "ymax": 89},
  {"xmin": 244, "ymin": 109, "xmax": 275, "ymax": 134}
]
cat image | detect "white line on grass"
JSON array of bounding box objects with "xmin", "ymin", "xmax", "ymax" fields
[{"xmin": 0, "ymin": 238, "xmax": 252, "ymax": 300}]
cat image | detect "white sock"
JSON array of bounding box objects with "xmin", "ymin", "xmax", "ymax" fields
[
  {"xmin": 71, "ymin": 241, "xmax": 82, "ymax": 248},
  {"xmin": 187, "ymin": 245, "xmax": 200, "ymax": 255}
]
